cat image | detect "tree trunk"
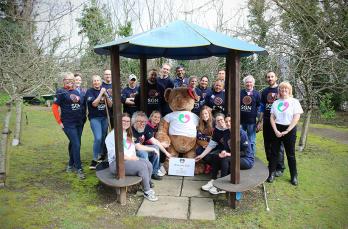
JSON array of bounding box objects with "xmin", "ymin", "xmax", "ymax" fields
[
  {"xmin": 12, "ymin": 99, "xmax": 23, "ymax": 146},
  {"xmin": 0, "ymin": 102, "xmax": 12, "ymax": 187},
  {"xmin": 298, "ymin": 108, "xmax": 312, "ymax": 152}
]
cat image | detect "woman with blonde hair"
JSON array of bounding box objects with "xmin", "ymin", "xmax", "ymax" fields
[{"xmin": 268, "ymin": 81, "xmax": 303, "ymax": 185}]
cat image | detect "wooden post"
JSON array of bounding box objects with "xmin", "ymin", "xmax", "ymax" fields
[
  {"xmin": 110, "ymin": 46, "xmax": 127, "ymax": 205},
  {"xmin": 226, "ymin": 50, "xmax": 241, "ymax": 208},
  {"xmin": 139, "ymin": 57, "xmax": 147, "ymax": 114},
  {"xmin": 225, "ymin": 63, "xmax": 230, "ymax": 114}
]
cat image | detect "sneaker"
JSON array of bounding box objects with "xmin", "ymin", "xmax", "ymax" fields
[
  {"xmin": 275, "ymin": 170, "xmax": 284, "ymax": 177},
  {"xmin": 160, "ymin": 165, "xmax": 167, "ymax": 175},
  {"xmin": 201, "ymin": 179, "xmax": 214, "ymax": 191},
  {"xmin": 151, "ymin": 174, "xmax": 162, "ymax": 180},
  {"xmin": 77, "ymin": 169, "xmax": 86, "ymax": 180},
  {"xmin": 89, "ymin": 160, "xmax": 97, "ymax": 170},
  {"xmin": 97, "ymin": 153, "xmax": 106, "ymax": 162},
  {"xmin": 157, "ymin": 170, "xmax": 165, "ymax": 177},
  {"xmin": 66, "ymin": 165, "xmax": 74, "ymax": 173},
  {"xmin": 208, "ymin": 186, "xmax": 226, "ymax": 195},
  {"xmin": 144, "ymin": 189, "xmax": 158, "ymax": 202}
]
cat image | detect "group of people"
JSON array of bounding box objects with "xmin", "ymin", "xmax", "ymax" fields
[{"xmin": 52, "ymin": 64, "xmax": 303, "ymax": 201}]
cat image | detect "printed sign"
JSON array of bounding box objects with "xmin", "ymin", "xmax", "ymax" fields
[{"xmin": 168, "ymin": 158, "xmax": 195, "ymax": 177}]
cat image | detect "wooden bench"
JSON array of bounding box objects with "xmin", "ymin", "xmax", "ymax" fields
[
  {"xmin": 96, "ymin": 168, "xmax": 142, "ymax": 205},
  {"xmin": 213, "ymin": 158, "xmax": 268, "ymax": 207}
]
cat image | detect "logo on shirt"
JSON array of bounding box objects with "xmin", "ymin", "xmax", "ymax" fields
[
  {"xmin": 107, "ymin": 89, "xmax": 113, "ymax": 97},
  {"xmin": 277, "ymin": 101, "xmax": 289, "ymax": 112},
  {"xmin": 267, "ymin": 93, "xmax": 277, "ymax": 103},
  {"xmin": 242, "ymin": 96, "xmax": 252, "ymax": 105},
  {"xmin": 213, "ymin": 97, "xmax": 223, "ymax": 105},
  {"xmin": 148, "ymin": 89, "xmax": 159, "ymax": 98},
  {"xmin": 70, "ymin": 94, "xmax": 80, "ymax": 103},
  {"xmin": 178, "ymin": 113, "xmax": 191, "ymax": 123},
  {"xmin": 123, "ymin": 139, "xmax": 132, "ymax": 149}
]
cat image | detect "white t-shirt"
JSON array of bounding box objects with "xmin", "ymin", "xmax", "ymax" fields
[
  {"xmin": 271, "ymin": 97, "xmax": 303, "ymax": 125},
  {"xmin": 105, "ymin": 130, "xmax": 136, "ymax": 164},
  {"xmin": 163, "ymin": 111, "xmax": 199, "ymax": 137}
]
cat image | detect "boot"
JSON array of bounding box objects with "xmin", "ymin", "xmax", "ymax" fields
[
  {"xmin": 267, "ymin": 172, "xmax": 276, "ymax": 183},
  {"xmin": 291, "ymin": 175, "xmax": 298, "ymax": 186}
]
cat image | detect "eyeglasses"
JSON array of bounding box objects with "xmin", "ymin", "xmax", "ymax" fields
[{"xmin": 136, "ymin": 120, "xmax": 146, "ymax": 124}]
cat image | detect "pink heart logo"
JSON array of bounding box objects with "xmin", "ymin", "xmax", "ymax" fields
[{"xmin": 277, "ymin": 101, "xmax": 289, "ymax": 112}]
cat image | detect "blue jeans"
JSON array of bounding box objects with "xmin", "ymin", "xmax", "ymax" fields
[
  {"xmin": 90, "ymin": 117, "xmax": 108, "ymax": 160},
  {"xmin": 63, "ymin": 124, "xmax": 83, "ymax": 169},
  {"xmin": 136, "ymin": 146, "xmax": 160, "ymax": 175},
  {"xmin": 241, "ymin": 123, "xmax": 256, "ymax": 156}
]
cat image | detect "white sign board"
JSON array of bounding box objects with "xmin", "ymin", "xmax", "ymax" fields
[{"xmin": 168, "ymin": 158, "xmax": 195, "ymax": 177}]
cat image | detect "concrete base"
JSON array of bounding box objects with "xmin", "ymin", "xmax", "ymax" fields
[{"xmin": 190, "ymin": 197, "xmax": 215, "ymax": 220}]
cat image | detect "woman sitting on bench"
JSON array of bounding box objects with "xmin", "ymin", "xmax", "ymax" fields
[{"xmin": 105, "ymin": 113, "xmax": 158, "ymax": 202}]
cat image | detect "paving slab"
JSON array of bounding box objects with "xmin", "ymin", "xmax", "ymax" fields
[
  {"xmin": 184, "ymin": 174, "xmax": 210, "ymax": 181},
  {"xmin": 153, "ymin": 177, "xmax": 183, "ymax": 196},
  {"xmin": 181, "ymin": 180, "xmax": 211, "ymax": 197},
  {"xmin": 189, "ymin": 197, "xmax": 215, "ymax": 220},
  {"xmin": 162, "ymin": 175, "xmax": 184, "ymax": 180},
  {"xmin": 137, "ymin": 196, "xmax": 189, "ymax": 219}
]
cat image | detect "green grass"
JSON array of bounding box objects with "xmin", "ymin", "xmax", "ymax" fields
[{"xmin": 0, "ymin": 106, "xmax": 347, "ymax": 228}]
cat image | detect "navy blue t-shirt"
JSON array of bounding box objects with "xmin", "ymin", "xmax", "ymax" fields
[
  {"xmin": 145, "ymin": 81, "xmax": 161, "ymax": 117},
  {"xmin": 205, "ymin": 90, "xmax": 225, "ymax": 115},
  {"xmin": 211, "ymin": 128, "xmax": 228, "ymax": 150},
  {"xmin": 85, "ymin": 88, "xmax": 107, "ymax": 119},
  {"xmin": 54, "ymin": 88, "xmax": 83, "ymax": 126},
  {"xmin": 121, "ymin": 86, "xmax": 139, "ymax": 116},
  {"xmin": 102, "ymin": 82, "xmax": 113, "ymax": 97},
  {"xmin": 223, "ymin": 128, "xmax": 254, "ymax": 166},
  {"xmin": 260, "ymin": 86, "xmax": 278, "ymax": 120},
  {"xmin": 76, "ymin": 87, "xmax": 87, "ymax": 121},
  {"xmin": 157, "ymin": 76, "xmax": 174, "ymax": 116},
  {"xmin": 132, "ymin": 126, "xmax": 153, "ymax": 145},
  {"xmin": 240, "ymin": 89, "xmax": 261, "ymax": 124},
  {"xmin": 191, "ymin": 87, "xmax": 205, "ymax": 115},
  {"xmin": 173, "ymin": 77, "xmax": 189, "ymax": 88}
]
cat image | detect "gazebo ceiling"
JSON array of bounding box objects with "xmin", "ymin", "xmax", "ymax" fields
[{"xmin": 94, "ymin": 20, "xmax": 267, "ymax": 59}]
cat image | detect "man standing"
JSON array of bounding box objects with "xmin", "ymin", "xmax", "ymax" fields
[
  {"xmin": 74, "ymin": 73, "xmax": 87, "ymax": 128},
  {"xmin": 217, "ymin": 69, "xmax": 225, "ymax": 82},
  {"xmin": 144, "ymin": 69, "xmax": 161, "ymax": 117},
  {"xmin": 258, "ymin": 71, "xmax": 285, "ymax": 177},
  {"xmin": 157, "ymin": 63, "xmax": 174, "ymax": 116},
  {"xmin": 173, "ymin": 65, "xmax": 189, "ymax": 88},
  {"xmin": 102, "ymin": 69, "xmax": 113, "ymax": 128},
  {"xmin": 121, "ymin": 74, "xmax": 139, "ymax": 117},
  {"xmin": 240, "ymin": 75, "xmax": 261, "ymax": 156}
]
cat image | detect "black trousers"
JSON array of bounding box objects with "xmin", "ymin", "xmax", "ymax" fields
[
  {"xmin": 263, "ymin": 119, "xmax": 285, "ymax": 171},
  {"xmin": 269, "ymin": 124, "xmax": 298, "ymax": 178},
  {"xmin": 210, "ymin": 154, "xmax": 252, "ymax": 179}
]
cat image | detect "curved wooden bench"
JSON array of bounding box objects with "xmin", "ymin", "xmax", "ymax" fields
[
  {"xmin": 213, "ymin": 158, "xmax": 268, "ymax": 193},
  {"xmin": 213, "ymin": 158, "xmax": 268, "ymax": 208},
  {"xmin": 96, "ymin": 168, "xmax": 142, "ymax": 205}
]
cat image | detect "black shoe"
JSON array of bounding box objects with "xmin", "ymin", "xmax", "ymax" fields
[
  {"xmin": 267, "ymin": 172, "xmax": 276, "ymax": 183},
  {"xmin": 89, "ymin": 160, "xmax": 97, "ymax": 170},
  {"xmin": 97, "ymin": 153, "xmax": 106, "ymax": 162},
  {"xmin": 275, "ymin": 170, "xmax": 283, "ymax": 177},
  {"xmin": 151, "ymin": 174, "xmax": 162, "ymax": 180},
  {"xmin": 291, "ymin": 176, "xmax": 298, "ymax": 186},
  {"xmin": 150, "ymin": 181, "xmax": 155, "ymax": 188}
]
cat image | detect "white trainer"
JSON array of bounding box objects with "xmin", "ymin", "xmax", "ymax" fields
[
  {"xmin": 160, "ymin": 165, "xmax": 167, "ymax": 175},
  {"xmin": 144, "ymin": 189, "xmax": 158, "ymax": 201},
  {"xmin": 201, "ymin": 179, "xmax": 214, "ymax": 191},
  {"xmin": 157, "ymin": 170, "xmax": 165, "ymax": 177},
  {"xmin": 209, "ymin": 186, "xmax": 226, "ymax": 195}
]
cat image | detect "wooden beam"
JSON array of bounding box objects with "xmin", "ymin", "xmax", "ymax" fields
[
  {"xmin": 110, "ymin": 46, "xmax": 125, "ymax": 180},
  {"xmin": 225, "ymin": 63, "xmax": 230, "ymax": 114},
  {"xmin": 226, "ymin": 50, "xmax": 241, "ymax": 208},
  {"xmin": 139, "ymin": 57, "xmax": 147, "ymax": 114}
]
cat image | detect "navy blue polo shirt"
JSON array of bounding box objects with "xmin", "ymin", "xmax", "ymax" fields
[
  {"xmin": 260, "ymin": 87, "xmax": 278, "ymax": 120},
  {"xmin": 205, "ymin": 90, "xmax": 225, "ymax": 115},
  {"xmin": 85, "ymin": 88, "xmax": 107, "ymax": 119},
  {"xmin": 53, "ymin": 88, "xmax": 83, "ymax": 126},
  {"xmin": 240, "ymin": 89, "xmax": 261, "ymax": 124}
]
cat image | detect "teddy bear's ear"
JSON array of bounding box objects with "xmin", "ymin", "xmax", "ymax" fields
[{"xmin": 164, "ymin": 88, "xmax": 172, "ymax": 102}]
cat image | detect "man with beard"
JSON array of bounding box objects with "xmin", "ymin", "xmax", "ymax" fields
[
  {"xmin": 102, "ymin": 69, "xmax": 113, "ymax": 128},
  {"xmin": 143, "ymin": 69, "xmax": 161, "ymax": 117},
  {"xmin": 205, "ymin": 80, "xmax": 226, "ymax": 116},
  {"xmin": 173, "ymin": 65, "xmax": 189, "ymax": 88},
  {"xmin": 131, "ymin": 111, "xmax": 163, "ymax": 180},
  {"xmin": 257, "ymin": 71, "xmax": 285, "ymax": 177}
]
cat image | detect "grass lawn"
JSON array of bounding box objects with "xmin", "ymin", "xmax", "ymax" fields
[{"xmin": 0, "ymin": 106, "xmax": 347, "ymax": 228}]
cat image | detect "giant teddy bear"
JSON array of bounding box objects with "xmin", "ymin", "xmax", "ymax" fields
[{"xmin": 156, "ymin": 87, "xmax": 201, "ymax": 172}]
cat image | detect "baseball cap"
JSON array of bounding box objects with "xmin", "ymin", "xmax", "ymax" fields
[{"xmin": 128, "ymin": 74, "xmax": 137, "ymax": 81}]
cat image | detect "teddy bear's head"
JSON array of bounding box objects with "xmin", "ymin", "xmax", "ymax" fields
[{"xmin": 164, "ymin": 87, "xmax": 197, "ymax": 111}]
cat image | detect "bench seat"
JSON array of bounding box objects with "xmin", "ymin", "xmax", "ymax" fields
[
  {"xmin": 213, "ymin": 158, "xmax": 268, "ymax": 192},
  {"xmin": 96, "ymin": 168, "xmax": 142, "ymax": 188}
]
